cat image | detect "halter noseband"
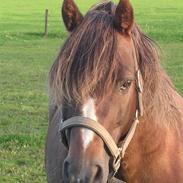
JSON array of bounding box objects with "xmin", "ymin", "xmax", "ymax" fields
[{"xmin": 59, "ymin": 69, "xmax": 143, "ymax": 176}]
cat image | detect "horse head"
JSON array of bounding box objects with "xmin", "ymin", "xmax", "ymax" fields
[{"xmin": 51, "ymin": 0, "xmax": 143, "ymax": 182}]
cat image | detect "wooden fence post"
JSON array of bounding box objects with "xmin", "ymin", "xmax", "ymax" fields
[{"xmin": 44, "ymin": 9, "xmax": 48, "ymax": 36}]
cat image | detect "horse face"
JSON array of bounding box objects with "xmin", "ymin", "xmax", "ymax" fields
[
  {"xmin": 61, "ymin": 0, "xmax": 137, "ymax": 182},
  {"xmin": 62, "ymin": 44, "xmax": 138, "ymax": 182}
]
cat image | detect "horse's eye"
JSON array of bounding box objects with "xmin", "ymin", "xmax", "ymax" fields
[{"xmin": 119, "ymin": 80, "xmax": 132, "ymax": 92}]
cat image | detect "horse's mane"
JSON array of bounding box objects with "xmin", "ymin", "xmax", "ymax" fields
[
  {"xmin": 50, "ymin": 4, "xmax": 117, "ymax": 103},
  {"xmin": 49, "ymin": 2, "xmax": 181, "ymax": 127},
  {"xmin": 131, "ymin": 24, "xmax": 181, "ymax": 127}
]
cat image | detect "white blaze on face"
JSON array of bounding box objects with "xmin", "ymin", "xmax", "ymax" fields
[{"xmin": 81, "ymin": 98, "xmax": 97, "ymax": 150}]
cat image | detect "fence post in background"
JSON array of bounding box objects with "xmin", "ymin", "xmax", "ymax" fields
[{"xmin": 44, "ymin": 9, "xmax": 48, "ymax": 37}]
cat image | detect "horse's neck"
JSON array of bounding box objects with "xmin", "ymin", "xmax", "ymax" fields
[
  {"xmin": 138, "ymin": 86, "xmax": 183, "ymax": 154},
  {"xmin": 173, "ymin": 90, "xmax": 183, "ymax": 113},
  {"xmin": 121, "ymin": 106, "xmax": 183, "ymax": 183},
  {"xmin": 121, "ymin": 74, "xmax": 183, "ymax": 182},
  {"xmin": 166, "ymin": 85, "xmax": 183, "ymax": 130},
  {"xmin": 130, "ymin": 118, "xmax": 168, "ymax": 157}
]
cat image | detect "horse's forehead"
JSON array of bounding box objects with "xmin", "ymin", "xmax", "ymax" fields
[
  {"xmin": 116, "ymin": 34, "xmax": 136, "ymax": 68},
  {"xmin": 116, "ymin": 33, "xmax": 134, "ymax": 51}
]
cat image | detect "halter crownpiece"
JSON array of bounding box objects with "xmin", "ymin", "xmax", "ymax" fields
[
  {"xmin": 136, "ymin": 70, "xmax": 143, "ymax": 116},
  {"xmin": 59, "ymin": 69, "xmax": 143, "ymax": 176}
]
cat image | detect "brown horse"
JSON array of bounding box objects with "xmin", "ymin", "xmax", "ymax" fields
[{"xmin": 45, "ymin": 0, "xmax": 183, "ymax": 183}]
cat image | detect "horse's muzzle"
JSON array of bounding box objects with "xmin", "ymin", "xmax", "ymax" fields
[{"xmin": 63, "ymin": 156, "xmax": 104, "ymax": 183}]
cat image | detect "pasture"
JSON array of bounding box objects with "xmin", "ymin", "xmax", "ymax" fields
[{"xmin": 0, "ymin": 0, "xmax": 182, "ymax": 182}]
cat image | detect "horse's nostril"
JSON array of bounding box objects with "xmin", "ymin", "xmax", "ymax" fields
[
  {"xmin": 63, "ymin": 159, "xmax": 70, "ymax": 181},
  {"xmin": 94, "ymin": 165, "xmax": 103, "ymax": 182},
  {"xmin": 63, "ymin": 159, "xmax": 82, "ymax": 183}
]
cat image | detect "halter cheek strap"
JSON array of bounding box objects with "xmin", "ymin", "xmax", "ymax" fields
[{"xmin": 136, "ymin": 70, "xmax": 143, "ymax": 117}]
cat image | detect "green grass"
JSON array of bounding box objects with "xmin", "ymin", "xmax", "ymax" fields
[{"xmin": 0, "ymin": 0, "xmax": 183, "ymax": 182}]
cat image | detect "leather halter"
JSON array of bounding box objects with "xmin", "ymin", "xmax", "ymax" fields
[{"xmin": 59, "ymin": 69, "xmax": 143, "ymax": 176}]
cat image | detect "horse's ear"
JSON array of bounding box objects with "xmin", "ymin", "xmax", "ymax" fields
[
  {"xmin": 114, "ymin": 0, "xmax": 134, "ymax": 34},
  {"xmin": 62, "ymin": 0, "xmax": 83, "ymax": 32}
]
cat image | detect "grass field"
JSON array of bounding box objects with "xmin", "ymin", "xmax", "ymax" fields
[{"xmin": 0, "ymin": 0, "xmax": 183, "ymax": 182}]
